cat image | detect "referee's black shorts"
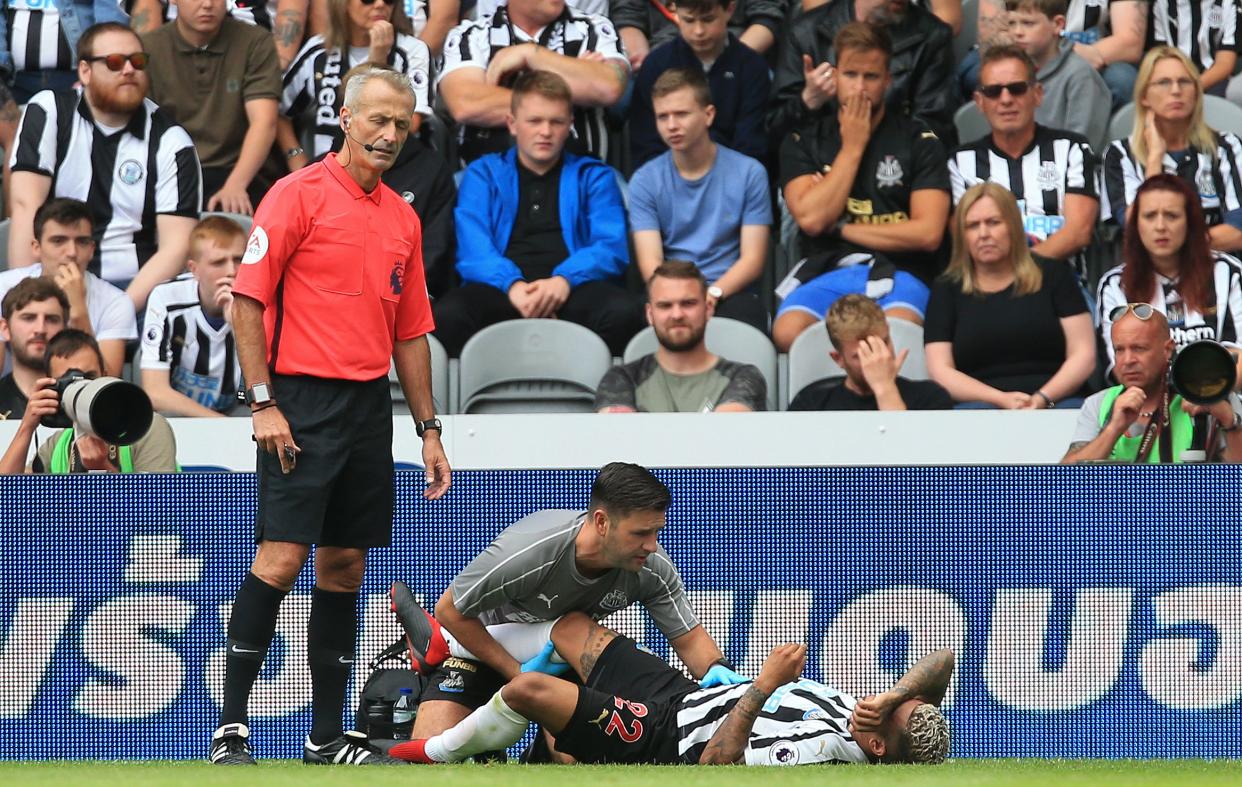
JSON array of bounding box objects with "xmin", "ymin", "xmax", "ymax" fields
[{"xmin": 255, "ymin": 373, "xmax": 393, "ymax": 548}]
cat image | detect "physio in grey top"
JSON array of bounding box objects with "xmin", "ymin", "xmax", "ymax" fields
[{"xmin": 415, "ymin": 462, "xmax": 741, "ymax": 741}]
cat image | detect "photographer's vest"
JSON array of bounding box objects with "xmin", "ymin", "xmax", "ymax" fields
[
  {"xmin": 1098, "ymin": 386, "xmax": 1193, "ymax": 463},
  {"xmin": 49, "ymin": 429, "xmax": 134, "ymax": 474}
]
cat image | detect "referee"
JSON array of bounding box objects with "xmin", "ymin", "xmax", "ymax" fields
[{"xmin": 210, "ymin": 65, "xmax": 451, "ymax": 767}]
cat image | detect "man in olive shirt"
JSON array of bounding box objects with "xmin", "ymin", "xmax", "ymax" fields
[
  {"xmin": 140, "ymin": 0, "xmax": 281, "ymax": 215},
  {"xmin": 595, "ymin": 260, "xmax": 766, "ymax": 413}
]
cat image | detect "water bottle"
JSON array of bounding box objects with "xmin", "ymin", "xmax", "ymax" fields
[{"xmin": 392, "ymin": 688, "xmax": 416, "ymax": 740}]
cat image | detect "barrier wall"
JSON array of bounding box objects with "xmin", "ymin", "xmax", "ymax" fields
[{"xmin": 2, "ymin": 467, "xmax": 1240, "ymax": 760}]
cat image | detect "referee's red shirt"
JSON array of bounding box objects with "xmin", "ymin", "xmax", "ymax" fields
[{"xmin": 232, "ymin": 155, "xmax": 435, "ymax": 381}]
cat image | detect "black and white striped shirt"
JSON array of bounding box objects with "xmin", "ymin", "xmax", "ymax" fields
[
  {"xmin": 949, "ymin": 126, "xmax": 1099, "ymax": 275},
  {"xmin": 1101, "ymin": 133, "xmax": 1242, "ymax": 226},
  {"xmin": 282, "ymin": 33, "xmax": 432, "ymax": 160},
  {"xmin": 4, "ymin": 0, "xmax": 75, "ymax": 72},
  {"xmin": 141, "ymin": 276, "xmax": 241, "ymax": 413},
  {"xmin": 1096, "ymin": 252, "xmax": 1242, "ymax": 373},
  {"xmin": 440, "ymin": 5, "xmax": 628, "ymax": 163},
  {"xmin": 9, "ymin": 89, "xmax": 202, "ymax": 287},
  {"xmin": 1065, "ymin": 0, "xmax": 1110, "ymax": 33},
  {"xmin": 676, "ymin": 680, "xmax": 869, "ymax": 766},
  {"xmin": 1152, "ymin": 0, "xmax": 1241, "ymax": 73}
]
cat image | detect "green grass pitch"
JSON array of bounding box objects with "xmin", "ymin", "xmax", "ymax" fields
[{"xmin": 2, "ymin": 760, "xmax": 1241, "ymax": 786}]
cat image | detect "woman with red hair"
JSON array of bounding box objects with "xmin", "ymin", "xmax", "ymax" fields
[{"xmin": 1096, "ymin": 173, "xmax": 1242, "ymax": 380}]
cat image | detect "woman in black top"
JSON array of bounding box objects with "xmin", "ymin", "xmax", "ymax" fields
[{"xmin": 924, "ymin": 183, "xmax": 1096, "ymax": 408}]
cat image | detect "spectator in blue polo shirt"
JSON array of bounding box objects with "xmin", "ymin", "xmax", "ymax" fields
[{"xmin": 628, "ymin": 0, "xmax": 769, "ymax": 168}]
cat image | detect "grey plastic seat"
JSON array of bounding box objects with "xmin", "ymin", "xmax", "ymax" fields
[
  {"xmin": 201, "ymin": 211, "xmax": 253, "ymax": 235},
  {"xmin": 785, "ymin": 318, "xmax": 928, "ymax": 404},
  {"xmin": 458, "ymin": 319, "xmax": 612, "ymax": 414},
  {"xmin": 954, "ymin": 101, "xmax": 990, "ymax": 145},
  {"xmin": 0, "ymin": 218, "xmax": 9, "ymax": 271},
  {"xmin": 622, "ymin": 317, "xmax": 779, "ymax": 410},
  {"xmin": 390, "ymin": 332, "xmax": 450, "ymax": 415}
]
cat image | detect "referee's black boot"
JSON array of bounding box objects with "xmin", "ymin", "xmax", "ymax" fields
[
  {"xmin": 209, "ymin": 723, "xmax": 256, "ymax": 765},
  {"xmin": 304, "ymin": 731, "xmax": 406, "ymax": 765},
  {"xmin": 390, "ymin": 581, "xmax": 450, "ymax": 675}
]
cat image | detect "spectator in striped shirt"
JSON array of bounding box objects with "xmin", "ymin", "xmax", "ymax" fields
[
  {"xmin": 1102, "ymin": 46, "xmax": 1242, "ymax": 252},
  {"xmin": 277, "ymin": 0, "xmax": 432, "ymax": 172},
  {"xmin": 438, "ymin": 0, "xmax": 629, "ymax": 164},
  {"xmin": 7, "ymin": 22, "xmax": 202, "ymax": 311},
  {"xmin": 0, "ymin": 0, "xmax": 131, "ymax": 103},
  {"xmin": 140, "ymin": 216, "xmax": 246, "ymax": 417},
  {"xmin": 1151, "ymin": 0, "xmax": 1239, "ymax": 96},
  {"xmin": 949, "ymin": 45, "xmax": 1100, "ymax": 277}
]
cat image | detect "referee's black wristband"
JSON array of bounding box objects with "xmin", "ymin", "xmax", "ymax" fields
[
  {"xmin": 250, "ymin": 401, "xmax": 278, "ymax": 413},
  {"xmin": 712, "ymin": 657, "xmax": 738, "ymax": 672}
]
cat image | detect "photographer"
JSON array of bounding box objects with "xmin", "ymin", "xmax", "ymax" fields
[
  {"xmin": 1062, "ymin": 308, "xmax": 1242, "ymax": 464},
  {"xmin": 0, "ymin": 330, "xmax": 177, "ymax": 474}
]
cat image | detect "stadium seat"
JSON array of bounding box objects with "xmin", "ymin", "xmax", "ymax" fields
[
  {"xmin": 786, "ymin": 322, "xmax": 846, "ymax": 405},
  {"xmin": 954, "ymin": 101, "xmax": 990, "ymax": 145},
  {"xmin": 622, "ymin": 317, "xmax": 780, "ymax": 411},
  {"xmin": 201, "ymin": 211, "xmax": 253, "ymax": 235},
  {"xmin": 390, "ymin": 332, "xmax": 451, "ymax": 415},
  {"xmin": 1109, "ymin": 96, "xmax": 1242, "ymax": 144},
  {"xmin": 458, "ymin": 319, "xmax": 612, "ymax": 413},
  {"xmin": 785, "ymin": 318, "xmax": 929, "ymax": 404},
  {"xmin": 954, "ymin": 0, "xmax": 979, "ymax": 66},
  {"xmin": 0, "ymin": 218, "xmax": 9, "ymax": 270}
]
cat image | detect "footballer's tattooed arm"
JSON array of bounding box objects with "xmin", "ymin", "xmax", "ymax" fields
[
  {"xmin": 699, "ymin": 644, "xmax": 807, "ymax": 764},
  {"xmin": 891, "ymin": 649, "xmax": 955, "ymax": 706},
  {"xmin": 698, "ymin": 684, "xmax": 769, "ymax": 764}
]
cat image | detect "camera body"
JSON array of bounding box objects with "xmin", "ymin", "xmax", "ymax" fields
[{"xmin": 39, "ymin": 369, "xmax": 154, "ymax": 446}]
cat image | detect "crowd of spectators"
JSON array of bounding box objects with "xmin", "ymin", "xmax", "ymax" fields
[{"xmin": 4, "ymin": 0, "xmax": 1242, "ymax": 465}]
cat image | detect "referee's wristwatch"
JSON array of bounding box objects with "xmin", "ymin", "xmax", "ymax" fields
[
  {"xmin": 415, "ymin": 417, "xmax": 443, "ymax": 437},
  {"xmin": 246, "ymin": 382, "xmax": 275, "ymax": 410}
]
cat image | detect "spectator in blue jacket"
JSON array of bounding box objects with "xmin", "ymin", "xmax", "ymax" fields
[
  {"xmin": 1, "ymin": 0, "xmax": 130, "ymax": 103},
  {"xmin": 433, "ymin": 70, "xmax": 643, "ymax": 357},
  {"xmin": 629, "ymin": 0, "xmax": 770, "ymax": 168}
]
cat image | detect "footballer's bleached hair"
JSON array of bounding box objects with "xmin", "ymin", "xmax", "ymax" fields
[
  {"xmin": 342, "ymin": 65, "xmax": 416, "ymax": 112},
  {"xmin": 905, "ymin": 703, "xmax": 950, "ymax": 764}
]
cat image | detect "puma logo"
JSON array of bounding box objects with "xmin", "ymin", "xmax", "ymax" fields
[
  {"xmin": 537, "ymin": 593, "xmax": 559, "ymax": 608},
  {"xmin": 589, "ymin": 709, "xmax": 609, "ymax": 728}
]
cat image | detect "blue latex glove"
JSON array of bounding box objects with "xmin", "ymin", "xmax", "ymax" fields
[
  {"xmin": 699, "ymin": 663, "xmax": 749, "ymax": 688},
  {"xmin": 520, "ymin": 641, "xmax": 571, "ymax": 676}
]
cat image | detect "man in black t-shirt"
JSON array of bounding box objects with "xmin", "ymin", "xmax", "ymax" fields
[
  {"xmin": 780, "ymin": 22, "xmax": 950, "ymax": 286},
  {"xmin": 790, "ymin": 294, "xmax": 951, "ymax": 411}
]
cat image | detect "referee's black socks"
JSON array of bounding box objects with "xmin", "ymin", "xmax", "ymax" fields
[
  {"xmin": 220, "ymin": 572, "xmax": 287, "ymax": 726},
  {"xmin": 307, "ymin": 586, "xmax": 360, "ymax": 746}
]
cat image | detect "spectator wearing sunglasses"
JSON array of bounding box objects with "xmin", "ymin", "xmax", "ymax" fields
[
  {"xmin": 1096, "ymin": 173, "xmax": 1242, "ymax": 383},
  {"xmin": 1102, "ymin": 47, "xmax": 1242, "ymax": 253},
  {"xmin": 949, "ymin": 45, "xmax": 1100, "ymax": 282},
  {"xmin": 7, "ymin": 22, "xmax": 201, "ymax": 312},
  {"xmin": 141, "ymin": 0, "xmax": 283, "ymax": 217},
  {"xmin": 1062, "ymin": 305, "xmax": 1242, "ymax": 463},
  {"xmin": 924, "ymin": 182, "xmax": 1096, "ymax": 409}
]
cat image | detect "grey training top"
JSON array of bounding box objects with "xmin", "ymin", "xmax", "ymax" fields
[{"xmin": 448, "ymin": 509, "xmax": 699, "ymax": 639}]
